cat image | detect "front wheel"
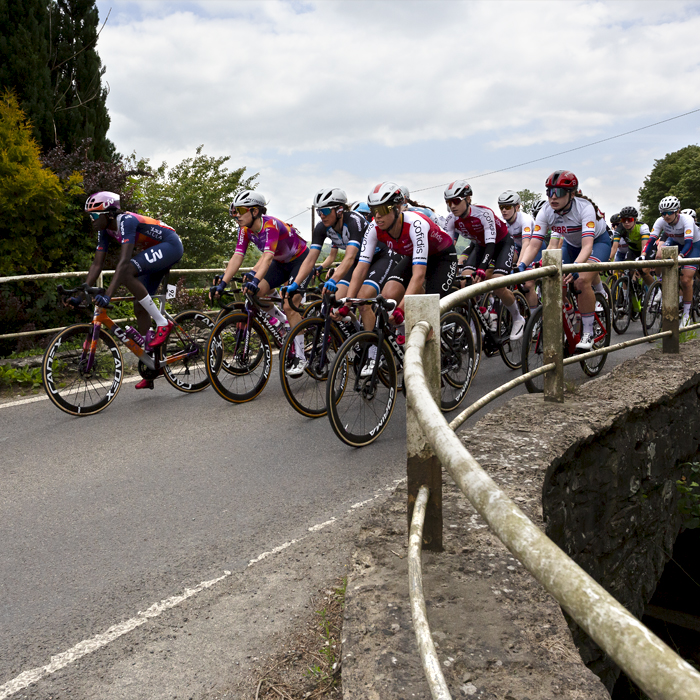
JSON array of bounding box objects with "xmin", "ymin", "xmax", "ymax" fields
[
  {"xmin": 610, "ymin": 275, "xmax": 631, "ymax": 335},
  {"xmin": 641, "ymin": 280, "xmax": 663, "ymax": 336},
  {"xmin": 440, "ymin": 311, "xmax": 475, "ymax": 412},
  {"xmin": 42, "ymin": 323, "xmax": 123, "ymax": 416},
  {"xmin": 162, "ymin": 310, "xmax": 214, "ymax": 392},
  {"xmin": 521, "ymin": 306, "xmax": 545, "ymax": 394},
  {"xmin": 580, "ymin": 292, "xmax": 611, "ymax": 377},
  {"xmin": 326, "ymin": 331, "xmax": 398, "ymax": 448},
  {"xmin": 497, "ymin": 290, "xmax": 529, "ymax": 370}
]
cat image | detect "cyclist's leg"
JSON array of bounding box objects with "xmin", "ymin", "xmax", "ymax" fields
[{"xmin": 424, "ymin": 246, "xmax": 458, "ymax": 298}]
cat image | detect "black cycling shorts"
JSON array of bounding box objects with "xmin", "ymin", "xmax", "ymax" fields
[
  {"xmin": 363, "ymin": 248, "xmax": 405, "ymax": 293},
  {"xmin": 387, "ymin": 245, "xmax": 458, "ymax": 298},
  {"xmin": 464, "ymin": 236, "xmax": 515, "ymax": 276},
  {"xmin": 263, "ymin": 249, "xmax": 310, "ymax": 290}
]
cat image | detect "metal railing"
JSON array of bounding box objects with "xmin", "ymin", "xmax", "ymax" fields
[{"xmin": 403, "ymin": 247, "xmax": 700, "ymax": 699}]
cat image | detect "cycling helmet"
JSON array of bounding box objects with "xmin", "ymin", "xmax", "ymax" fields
[
  {"xmin": 610, "ymin": 213, "xmax": 621, "ymax": 227},
  {"xmin": 498, "ymin": 190, "xmax": 521, "ymax": 207},
  {"xmin": 619, "ymin": 206, "xmax": 638, "ymax": 220},
  {"xmin": 399, "ymin": 185, "xmax": 410, "ymax": 201},
  {"xmin": 351, "ymin": 201, "xmax": 371, "ymax": 214},
  {"xmin": 230, "ymin": 190, "xmax": 267, "ymax": 216},
  {"xmin": 658, "ymin": 195, "xmax": 681, "ymax": 213},
  {"xmin": 545, "ymin": 170, "xmax": 578, "ymax": 190},
  {"xmin": 444, "ymin": 180, "xmax": 472, "ymax": 200},
  {"xmin": 531, "ymin": 198, "xmax": 547, "ymax": 217},
  {"xmin": 367, "ymin": 182, "xmax": 404, "ymax": 207},
  {"xmin": 681, "ymin": 208, "xmax": 697, "ymax": 221},
  {"xmin": 313, "ymin": 187, "xmax": 347, "ymax": 209},
  {"xmin": 85, "ymin": 191, "xmax": 120, "ymax": 213}
]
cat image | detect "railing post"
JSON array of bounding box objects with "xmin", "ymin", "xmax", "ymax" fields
[
  {"xmin": 405, "ymin": 293, "xmax": 443, "ymax": 552},
  {"xmin": 542, "ymin": 249, "xmax": 564, "ymax": 402},
  {"xmin": 662, "ymin": 246, "xmax": 679, "ymax": 354}
]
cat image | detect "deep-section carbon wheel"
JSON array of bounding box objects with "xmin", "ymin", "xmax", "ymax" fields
[
  {"xmin": 439, "ymin": 311, "xmax": 475, "ymax": 412},
  {"xmin": 162, "ymin": 310, "xmax": 213, "ymax": 392}
]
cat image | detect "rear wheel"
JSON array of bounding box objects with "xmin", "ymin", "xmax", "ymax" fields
[
  {"xmin": 497, "ymin": 290, "xmax": 529, "ymax": 370},
  {"xmin": 611, "ymin": 275, "xmax": 631, "ymax": 335},
  {"xmin": 162, "ymin": 310, "xmax": 213, "ymax": 392},
  {"xmin": 42, "ymin": 323, "xmax": 123, "ymax": 416},
  {"xmin": 642, "ymin": 280, "xmax": 663, "ymax": 336}
]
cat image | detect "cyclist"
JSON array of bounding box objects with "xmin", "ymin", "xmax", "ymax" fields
[
  {"xmin": 499, "ymin": 190, "xmax": 542, "ymax": 313},
  {"xmin": 350, "ymin": 201, "xmax": 373, "ymax": 223},
  {"xmin": 81, "ymin": 191, "xmax": 184, "ymax": 389},
  {"xmin": 610, "ymin": 206, "xmax": 654, "ymax": 286},
  {"xmin": 643, "ymin": 196, "xmax": 700, "ymax": 326},
  {"xmin": 524, "ymin": 171, "xmax": 611, "ymax": 351},
  {"xmin": 211, "ymin": 190, "xmax": 310, "ymax": 374},
  {"xmin": 443, "ymin": 180, "xmax": 526, "ymax": 340},
  {"xmin": 400, "ymin": 184, "xmax": 446, "ymax": 228},
  {"xmin": 681, "ymin": 208, "xmax": 698, "ymax": 224}
]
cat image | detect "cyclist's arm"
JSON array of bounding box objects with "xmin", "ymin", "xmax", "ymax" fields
[
  {"xmin": 221, "ymin": 252, "xmax": 245, "ymax": 284},
  {"xmin": 105, "ymin": 241, "xmax": 136, "ymax": 297},
  {"xmin": 609, "ymin": 241, "xmax": 618, "ymax": 261},
  {"xmin": 252, "ymin": 251, "xmax": 274, "ymax": 282},
  {"xmin": 321, "ymin": 247, "xmax": 338, "ymax": 269},
  {"xmin": 403, "ymin": 263, "xmax": 427, "ymax": 301},
  {"xmin": 85, "ymin": 249, "xmax": 107, "ymax": 287},
  {"xmin": 292, "ymin": 247, "xmax": 322, "ymax": 286},
  {"xmin": 573, "ymin": 236, "xmax": 594, "ymax": 264},
  {"xmin": 329, "ymin": 244, "xmax": 358, "ymax": 282}
]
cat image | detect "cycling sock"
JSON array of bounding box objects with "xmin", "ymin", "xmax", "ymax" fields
[
  {"xmin": 367, "ymin": 344, "xmax": 377, "ymax": 361},
  {"xmin": 506, "ymin": 302, "xmax": 523, "ymax": 321},
  {"xmin": 293, "ymin": 334, "xmax": 304, "ymax": 358},
  {"xmin": 683, "ymin": 302, "xmax": 691, "ymax": 317},
  {"xmin": 138, "ymin": 294, "xmax": 168, "ymax": 326},
  {"xmin": 582, "ymin": 313, "xmax": 595, "ymax": 335},
  {"xmin": 529, "ymin": 306, "xmax": 539, "ymax": 314},
  {"xmin": 593, "ymin": 281, "xmax": 605, "ymax": 295}
]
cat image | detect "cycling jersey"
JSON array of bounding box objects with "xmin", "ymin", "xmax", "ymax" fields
[
  {"xmin": 444, "ymin": 205, "xmax": 508, "ymax": 247},
  {"xmin": 406, "ymin": 205, "xmax": 446, "ymax": 229},
  {"xmin": 358, "ymin": 211, "xmax": 453, "ymax": 266},
  {"xmin": 649, "ymin": 213, "xmax": 700, "ymax": 255},
  {"xmin": 235, "ymin": 215, "xmax": 307, "ymax": 263},
  {"xmin": 96, "ymin": 212, "xmax": 179, "ymax": 252},
  {"xmin": 310, "ymin": 210, "xmax": 366, "ymax": 253},
  {"xmin": 504, "ymin": 211, "xmax": 535, "ymax": 250},
  {"xmin": 534, "ymin": 197, "xmax": 608, "ymax": 247},
  {"xmin": 612, "ymin": 223, "xmax": 650, "ymax": 254}
]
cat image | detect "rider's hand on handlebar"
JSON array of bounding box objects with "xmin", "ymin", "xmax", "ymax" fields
[
  {"xmin": 209, "ymin": 279, "xmax": 227, "ymax": 301},
  {"xmin": 323, "ymin": 278, "xmax": 338, "ymax": 293},
  {"xmin": 283, "ymin": 281, "xmax": 299, "ymax": 295},
  {"xmin": 517, "ymin": 262, "xmax": 527, "ymax": 274},
  {"xmin": 474, "ymin": 269, "xmax": 487, "ymax": 281},
  {"xmin": 94, "ymin": 294, "xmax": 111, "ymax": 308},
  {"xmin": 243, "ymin": 277, "xmax": 259, "ymax": 295}
]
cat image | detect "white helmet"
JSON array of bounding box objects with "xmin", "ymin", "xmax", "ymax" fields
[
  {"xmin": 367, "ymin": 182, "xmax": 404, "ymax": 208},
  {"xmin": 313, "ymin": 187, "xmax": 347, "ymax": 209},
  {"xmin": 230, "ymin": 190, "xmax": 267, "ymax": 216},
  {"xmin": 399, "ymin": 185, "xmax": 410, "ymax": 201},
  {"xmin": 85, "ymin": 191, "xmax": 120, "ymax": 213},
  {"xmin": 444, "ymin": 180, "xmax": 472, "ymax": 200},
  {"xmin": 531, "ymin": 198, "xmax": 547, "ymax": 217},
  {"xmin": 659, "ymin": 195, "xmax": 681, "ymax": 213},
  {"xmin": 681, "ymin": 208, "xmax": 697, "ymax": 221},
  {"xmin": 498, "ymin": 190, "xmax": 521, "ymax": 207}
]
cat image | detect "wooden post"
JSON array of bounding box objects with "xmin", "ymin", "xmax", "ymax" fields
[
  {"xmin": 405, "ymin": 294, "xmax": 443, "ymax": 552},
  {"xmin": 662, "ymin": 246, "xmax": 679, "ymax": 354},
  {"xmin": 542, "ymin": 249, "xmax": 564, "ymax": 402}
]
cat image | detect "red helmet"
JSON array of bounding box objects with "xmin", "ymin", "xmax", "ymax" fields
[{"xmin": 545, "ymin": 170, "xmax": 578, "ymax": 190}]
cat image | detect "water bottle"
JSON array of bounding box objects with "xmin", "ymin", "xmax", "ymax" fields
[
  {"xmin": 268, "ymin": 316, "xmax": 288, "ymax": 338},
  {"xmin": 125, "ymin": 325, "xmax": 145, "ymax": 347}
]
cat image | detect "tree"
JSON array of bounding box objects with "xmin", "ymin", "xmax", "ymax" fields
[
  {"xmin": 638, "ymin": 145, "xmax": 700, "ymax": 224},
  {"xmin": 517, "ymin": 188, "xmax": 543, "ymax": 215},
  {"xmin": 134, "ymin": 146, "xmax": 257, "ymax": 269}
]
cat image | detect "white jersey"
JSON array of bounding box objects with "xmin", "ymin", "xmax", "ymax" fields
[
  {"xmin": 505, "ymin": 211, "xmax": 535, "ymax": 250},
  {"xmin": 650, "ymin": 213, "xmax": 700, "ymax": 244},
  {"xmin": 534, "ymin": 197, "xmax": 607, "ymax": 247}
]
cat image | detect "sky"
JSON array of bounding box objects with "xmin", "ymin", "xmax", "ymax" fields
[{"xmin": 94, "ymin": 0, "xmax": 700, "ymax": 236}]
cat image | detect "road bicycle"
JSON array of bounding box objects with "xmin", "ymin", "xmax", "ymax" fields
[
  {"xmin": 641, "ymin": 269, "xmax": 699, "ymax": 336},
  {"xmin": 610, "ymin": 270, "xmax": 647, "ymax": 334},
  {"xmin": 324, "ymin": 296, "xmax": 474, "ymax": 448},
  {"xmin": 520, "ymin": 283, "xmax": 611, "ymax": 393},
  {"xmin": 43, "ymin": 283, "xmax": 213, "ymax": 416}
]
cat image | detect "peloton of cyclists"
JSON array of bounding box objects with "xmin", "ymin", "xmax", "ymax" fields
[{"xmin": 610, "ymin": 206, "xmax": 655, "ymax": 289}]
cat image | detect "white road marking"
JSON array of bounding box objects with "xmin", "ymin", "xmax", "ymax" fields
[{"xmin": 0, "ymin": 480, "xmax": 398, "ymax": 698}]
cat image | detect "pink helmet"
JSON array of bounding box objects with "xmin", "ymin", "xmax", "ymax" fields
[{"xmin": 85, "ymin": 191, "xmax": 120, "ymax": 213}]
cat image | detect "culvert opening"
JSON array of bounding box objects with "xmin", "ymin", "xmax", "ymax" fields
[{"xmin": 611, "ymin": 527, "xmax": 700, "ymax": 699}]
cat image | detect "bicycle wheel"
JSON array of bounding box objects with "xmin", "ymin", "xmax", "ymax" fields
[
  {"xmin": 521, "ymin": 307, "xmax": 545, "ymax": 394},
  {"xmin": 326, "ymin": 331, "xmax": 398, "ymax": 447},
  {"xmin": 279, "ymin": 316, "xmax": 346, "ymax": 418},
  {"xmin": 641, "ymin": 280, "xmax": 663, "ymax": 336},
  {"xmin": 162, "ymin": 310, "xmax": 213, "ymax": 393},
  {"xmin": 464, "ymin": 305, "xmax": 482, "ymax": 377},
  {"xmin": 497, "ymin": 290, "xmax": 529, "ymax": 370},
  {"xmin": 440, "ymin": 311, "xmax": 475, "ymax": 412},
  {"xmin": 42, "ymin": 323, "xmax": 123, "ymax": 416},
  {"xmin": 206, "ymin": 312, "xmax": 272, "ymax": 403},
  {"xmin": 580, "ymin": 293, "xmax": 611, "ymax": 377},
  {"xmin": 610, "ymin": 275, "xmax": 631, "ymax": 335},
  {"xmin": 692, "ymin": 277, "xmax": 700, "ymax": 322}
]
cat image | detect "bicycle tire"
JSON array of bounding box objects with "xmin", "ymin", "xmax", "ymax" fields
[
  {"xmin": 465, "ymin": 305, "xmax": 482, "ymax": 377},
  {"xmin": 580, "ymin": 293, "xmax": 611, "ymax": 377},
  {"xmin": 326, "ymin": 331, "xmax": 398, "ymax": 448},
  {"xmin": 440, "ymin": 311, "xmax": 475, "ymax": 412},
  {"xmin": 279, "ymin": 316, "xmax": 346, "ymax": 418},
  {"xmin": 521, "ymin": 306, "xmax": 545, "ymax": 394},
  {"xmin": 301, "ymin": 298, "xmax": 324, "ymax": 318},
  {"xmin": 162, "ymin": 310, "xmax": 213, "ymax": 393},
  {"xmin": 42, "ymin": 323, "xmax": 123, "ymax": 416},
  {"xmin": 642, "ymin": 280, "xmax": 663, "ymax": 336},
  {"xmin": 610, "ymin": 275, "xmax": 631, "ymax": 335},
  {"xmin": 206, "ymin": 312, "xmax": 272, "ymax": 403},
  {"xmin": 497, "ymin": 290, "xmax": 529, "ymax": 370}
]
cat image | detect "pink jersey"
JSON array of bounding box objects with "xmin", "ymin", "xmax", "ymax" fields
[
  {"xmin": 235, "ymin": 215, "xmax": 307, "ymax": 263},
  {"xmin": 359, "ymin": 211, "xmax": 453, "ymax": 266},
  {"xmin": 444, "ymin": 205, "xmax": 508, "ymax": 247}
]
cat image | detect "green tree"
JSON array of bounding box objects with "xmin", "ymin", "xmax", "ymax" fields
[
  {"xmin": 517, "ymin": 188, "xmax": 543, "ymax": 215},
  {"xmin": 638, "ymin": 145, "xmax": 700, "ymax": 224},
  {"xmin": 133, "ymin": 145, "xmax": 257, "ymax": 269},
  {"xmin": 0, "ymin": 0, "xmax": 54, "ymax": 150}
]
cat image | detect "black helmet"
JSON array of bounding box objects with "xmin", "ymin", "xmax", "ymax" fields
[
  {"xmin": 610, "ymin": 213, "xmax": 621, "ymax": 227},
  {"xmin": 619, "ymin": 206, "xmax": 638, "ymax": 220}
]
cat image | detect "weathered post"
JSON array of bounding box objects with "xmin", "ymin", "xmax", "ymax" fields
[
  {"xmin": 542, "ymin": 248, "xmax": 564, "ymax": 402},
  {"xmin": 405, "ymin": 293, "xmax": 442, "ymax": 552},
  {"xmin": 661, "ymin": 246, "xmax": 679, "ymax": 354}
]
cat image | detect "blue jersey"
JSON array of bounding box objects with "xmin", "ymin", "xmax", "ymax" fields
[{"xmin": 96, "ymin": 212, "xmax": 180, "ymax": 252}]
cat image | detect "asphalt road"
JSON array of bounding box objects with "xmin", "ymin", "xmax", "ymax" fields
[{"xmin": 0, "ymin": 320, "xmax": 655, "ymax": 697}]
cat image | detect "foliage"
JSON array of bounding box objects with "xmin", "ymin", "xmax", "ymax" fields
[
  {"xmin": 518, "ymin": 188, "xmax": 543, "ymax": 215},
  {"xmin": 133, "ymin": 145, "xmax": 257, "ymax": 269},
  {"xmin": 677, "ymin": 461, "xmax": 700, "ymax": 528},
  {"xmin": 0, "ymin": 363, "xmax": 42, "ymax": 389},
  {"xmin": 0, "ymin": 90, "xmax": 87, "ymax": 277},
  {"xmin": 638, "ymin": 145, "xmax": 700, "ymax": 225},
  {"xmin": 169, "ymin": 277, "xmax": 207, "ymax": 313}
]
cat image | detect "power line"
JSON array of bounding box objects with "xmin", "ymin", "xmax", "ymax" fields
[
  {"xmin": 412, "ymin": 107, "xmax": 700, "ymax": 194},
  {"xmin": 285, "ymin": 206, "xmax": 311, "ymax": 222}
]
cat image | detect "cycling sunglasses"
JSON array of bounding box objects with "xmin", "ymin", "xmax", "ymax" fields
[
  {"xmin": 445, "ymin": 197, "xmax": 465, "ymax": 206},
  {"xmin": 369, "ymin": 204, "xmax": 395, "ymax": 217},
  {"xmin": 234, "ymin": 206, "xmax": 251, "ymax": 216},
  {"xmin": 661, "ymin": 210, "xmax": 678, "ymax": 217},
  {"xmin": 620, "ymin": 217, "xmax": 635, "ymax": 223},
  {"xmin": 88, "ymin": 212, "xmax": 102, "ymax": 221},
  {"xmin": 546, "ymin": 187, "xmax": 570, "ymax": 198},
  {"xmin": 316, "ymin": 206, "xmax": 334, "ymax": 217},
  {"xmin": 498, "ymin": 204, "xmax": 515, "ymax": 210}
]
